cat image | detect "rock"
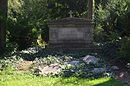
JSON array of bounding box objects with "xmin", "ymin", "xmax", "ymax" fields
[
  {"xmin": 20, "ymin": 47, "xmax": 42, "ymax": 54},
  {"xmin": 92, "ymin": 68, "xmax": 106, "ymax": 74},
  {"xmin": 42, "ymin": 64, "xmax": 61, "ymax": 75},
  {"xmin": 64, "ymin": 62, "xmax": 69, "ymax": 65},
  {"xmin": 34, "ymin": 64, "xmax": 62, "ymax": 75},
  {"xmin": 104, "ymin": 73, "xmax": 114, "ymax": 77},
  {"xmin": 69, "ymin": 61, "xmax": 80, "ymax": 65},
  {"xmin": 127, "ymin": 63, "xmax": 130, "ymax": 66},
  {"xmin": 83, "ymin": 55, "xmax": 99, "ymax": 64},
  {"xmin": 64, "ymin": 61, "xmax": 80, "ymax": 66},
  {"xmin": 34, "ymin": 66, "xmax": 43, "ymax": 74},
  {"xmin": 19, "ymin": 58, "xmax": 24, "ymax": 62},
  {"xmin": 127, "ymin": 63, "xmax": 130, "ymax": 69},
  {"xmin": 110, "ymin": 66, "xmax": 119, "ymax": 71}
]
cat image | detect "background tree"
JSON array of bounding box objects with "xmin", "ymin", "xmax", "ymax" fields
[
  {"xmin": 0, "ymin": 0, "xmax": 8, "ymax": 53},
  {"xmin": 87, "ymin": 0, "xmax": 94, "ymax": 20},
  {"xmin": 7, "ymin": 0, "xmax": 49, "ymax": 50},
  {"xmin": 94, "ymin": 0, "xmax": 129, "ymax": 42}
]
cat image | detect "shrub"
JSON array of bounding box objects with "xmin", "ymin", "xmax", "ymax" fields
[
  {"xmin": 119, "ymin": 37, "xmax": 130, "ymax": 63},
  {"xmin": 0, "ymin": 57, "xmax": 19, "ymax": 73},
  {"xmin": 101, "ymin": 42, "xmax": 120, "ymax": 59},
  {"xmin": 7, "ymin": 19, "xmax": 37, "ymax": 50},
  {"xmin": 95, "ymin": 0, "xmax": 129, "ymax": 42},
  {"xmin": 7, "ymin": 0, "xmax": 49, "ymax": 50},
  {"xmin": 41, "ymin": 27, "xmax": 49, "ymax": 43},
  {"xmin": 5, "ymin": 42, "xmax": 18, "ymax": 55}
]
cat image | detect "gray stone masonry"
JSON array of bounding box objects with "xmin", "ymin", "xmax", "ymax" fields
[{"xmin": 47, "ymin": 17, "xmax": 96, "ymax": 50}]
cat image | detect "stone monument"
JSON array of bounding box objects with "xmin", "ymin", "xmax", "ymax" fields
[{"xmin": 47, "ymin": 0, "xmax": 95, "ymax": 49}]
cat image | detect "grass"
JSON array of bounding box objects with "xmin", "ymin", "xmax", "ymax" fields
[{"xmin": 0, "ymin": 72, "xmax": 128, "ymax": 86}]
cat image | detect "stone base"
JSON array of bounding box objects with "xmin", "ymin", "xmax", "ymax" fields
[{"xmin": 46, "ymin": 43, "xmax": 100, "ymax": 50}]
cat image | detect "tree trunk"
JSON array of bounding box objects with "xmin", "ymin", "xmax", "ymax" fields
[
  {"xmin": 0, "ymin": 0, "xmax": 8, "ymax": 53},
  {"xmin": 87, "ymin": 0, "xmax": 94, "ymax": 20}
]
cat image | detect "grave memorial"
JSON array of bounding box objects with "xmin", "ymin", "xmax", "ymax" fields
[{"xmin": 47, "ymin": 0, "xmax": 95, "ymax": 49}]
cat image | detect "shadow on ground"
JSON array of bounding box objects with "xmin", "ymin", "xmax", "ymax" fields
[{"xmin": 93, "ymin": 79, "xmax": 128, "ymax": 86}]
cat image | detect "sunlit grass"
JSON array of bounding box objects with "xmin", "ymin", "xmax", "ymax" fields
[{"xmin": 0, "ymin": 72, "xmax": 127, "ymax": 86}]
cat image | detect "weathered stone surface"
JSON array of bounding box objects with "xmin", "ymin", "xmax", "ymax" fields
[
  {"xmin": 34, "ymin": 66, "xmax": 43, "ymax": 75},
  {"xmin": 48, "ymin": 17, "xmax": 94, "ymax": 25},
  {"xmin": 110, "ymin": 66, "xmax": 119, "ymax": 71},
  {"xmin": 127, "ymin": 63, "xmax": 130, "ymax": 66},
  {"xmin": 20, "ymin": 47, "xmax": 42, "ymax": 54},
  {"xmin": 92, "ymin": 68, "xmax": 106, "ymax": 74},
  {"xmin": 63, "ymin": 61, "xmax": 80, "ymax": 66},
  {"xmin": 47, "ymin": 17, "xmax": 94, "ymax": 49},
  {"xmin": 42, "ymin": 64, "xmax": 61, "ymax": 75},
  {"xmin": 69, "ymin": 61, "xmax": 80, "ymax": 65},
  {"xmin": 83, "ymin": 55, "xmax": 99, "ymax": 64}
]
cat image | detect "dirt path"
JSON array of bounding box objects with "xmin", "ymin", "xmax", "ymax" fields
[
  {"xmin": 107, "ymin": 60, "xmax": 130, "ymax": 85},
  {"xmin": 115, "ymin": 71, "xmax": 130, "ymax": 85},
  {"xmin": 16, "ymin": 61, "xmax": 33, "ymax": 71}
]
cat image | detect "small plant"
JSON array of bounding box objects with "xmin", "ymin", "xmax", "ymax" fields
[
  {"xmin": 0, "ymin": 57, "xmax": 20, "ymax": 73},
  {"xmin": 35, "ymin": 55, "xmax": 73, "ymax": 65},
  {"xmin": 60, "ymin": 61, "xmax": 109, "ymax": 78}
]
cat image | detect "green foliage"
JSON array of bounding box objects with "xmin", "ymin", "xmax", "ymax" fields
[
  {"xmin": 94, "ymin": 0, "xmax": 130, "ymax": 63},
  {"xmin": 7, "ymin": 0, "xmax": 49, "ymax": 50},
  {"xmin": 47, "ymin": 0, "xmax": 88, "ymax": 18},
  {"xmin": 41, "ymin": 25, "xmax": 49, "ymax": 43},
  {"xmin": 0, "ymin": 60, "xmax": 16, "ymax": 74},
  {"xmin": 0, "ymin": 10, "xmax": 4, "ymax": 22},
  {"xmin": 0, "ymin": 3, "xmax": 7, "ymax": 23},
  {"xmin": 35, "ymin": 55, "xmax": 72, "ymax": 65},
  {"xmin": 7, "ymin": 18, "xmax": 36, "ymax": 50},
  {"xmin": 5, "ymin": 42, "xmax": 18, "ymax": 53},
  {"xmin": 101, "ymin": 42, "xmax": 120, "ymax": 59},
  {"xmin": 61, "ymin": 62, "xmax": 107, "ymax": 78},
  {"xmin": 95, "ymin": 0, "xmax": 129, "ymax": 42},
  {"xmin": 119, "ymin": 37, "xmax": 130, "ymax": 63}
]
